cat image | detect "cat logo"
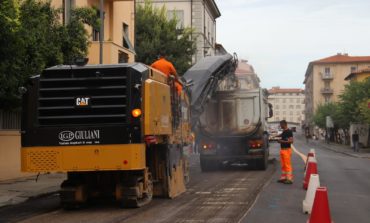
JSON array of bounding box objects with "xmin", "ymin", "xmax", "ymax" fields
[{"xmin": 75, "ymin": 97, "xmax": 91, "ymax": 107}]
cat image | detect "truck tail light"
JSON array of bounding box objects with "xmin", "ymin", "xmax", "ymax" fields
[
  {"xmin": 249, "ymin": 140, "xmax": 263, "ymax": 149},
  {"xmin": 202, "ymin": 143, "xmax": 214, "ymax": 150}
]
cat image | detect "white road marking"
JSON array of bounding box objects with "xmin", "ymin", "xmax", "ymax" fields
[{"xmin": 195, "ymin": 191, "xmax": 211, "ymax": 195}]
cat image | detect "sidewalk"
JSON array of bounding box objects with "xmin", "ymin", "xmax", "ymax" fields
[
  {"xmin": 309, "ymin": 138, "xmax": 370, "ymax": 159},
  {"xmin": 0, "ymin": 173, "xmax": 65, "ymax": 208}
]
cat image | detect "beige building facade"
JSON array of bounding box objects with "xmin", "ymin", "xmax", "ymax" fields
[
  {"xmin": 268, "ymin": 87, "xmax": 305, "ymax": 124},
  {"xmin": 303, "ymin": 53, "xmax": 370, "ymax": 127},
  {"xmin": 137, "ymin": 0, "xmax": 221, "ymax": 62},
  {"xmin": 52, "ymin": 0, "xmax": 136, "ymax": 64}
]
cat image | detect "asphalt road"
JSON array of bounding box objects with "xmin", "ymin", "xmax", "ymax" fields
[
  {"xmin": 0, "ymin": 151, "xmax": 275, "ymax": 223},
  {"xmin": 243, "ymin": 134, "xmax": 370, "ymax": 223}
]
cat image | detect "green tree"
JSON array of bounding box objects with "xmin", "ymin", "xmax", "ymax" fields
[
  {"xmin": 0, "ymin": 0, "xmax": 23, "ymax": 110},
  {"xmin": 358, "ymin": 98, "xmax": 370, "ymax": 124},
  {"xmin": 0, "ymin": 0, "xmax": 99, "ymax": 110},
  {"xmin": 313, "ymin": 102, "xmax": 340, "ymax": 129},
  {"xmin": 337, "ymin": 78, "xmax": 370, "ymax": 127},
  {"xmin": 61, "ymin": 7, "xmax": 100, "ymax": 64},
  {"xmin": 135, "ymin": 0, "xmax": 196, "ymax": 74},
  {"xmin": 19, "ymin": 0, "xmax": 65, "ymax": 77}
]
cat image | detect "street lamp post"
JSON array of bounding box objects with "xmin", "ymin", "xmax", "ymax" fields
[{"xmin": 99, "ymin": 0, "xmax": 104, "ymax": 64}]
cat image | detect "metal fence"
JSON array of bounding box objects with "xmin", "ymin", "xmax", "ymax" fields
[{"xmin": 0, "ymin": 110, "xmax": 21, "ymax": 130}]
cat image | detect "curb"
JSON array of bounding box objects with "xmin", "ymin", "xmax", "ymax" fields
[{"xmin": 309, "ymin": 140, "xmax": 365, "ymax": 159}]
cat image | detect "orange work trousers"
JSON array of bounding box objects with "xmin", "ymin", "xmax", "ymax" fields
[{"xmin": 280, "ymin": 148, "xmax": 293, "ymax": 181}]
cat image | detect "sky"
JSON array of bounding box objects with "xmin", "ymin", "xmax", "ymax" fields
[{"xmin": 214, "ymin": 0, "xmax": 370, "ymax": 89}]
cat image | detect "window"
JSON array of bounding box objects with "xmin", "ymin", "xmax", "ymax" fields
[
  {"xmin": 93, "ymin": 28, "xmax": 99, "ymax": 41},
  {"xmin": 167, "ymin": 10, "xmax": 184, "ymax": 29},
  {"xmin": 118, "ymin": 51, "xmax": 128, "ymax": 63},
  {"xmin": 324, "ymin": 67, "xmax": 330, "ymax": 75},
  {"xmin": 122, "ymin": 23, "xmax": 134, "ymax": 51},
  {"xmin": 276, "ymin": 111, "xmax": 280, "ymax": 115},
  {"xmin": 276, "ymin": 105, "xmax": 279, "ymax": 109},
  {"xmin": 276, "ymin": 98, "xmax": 280, "ymax": 103},
  {"xmin": 289, "ymin": 105, "xmax": 294, "ymax": 109},
  {"xmin": 296, "ymin": 111, "xmax": 300, "ymax": 115},
  {"xmin": 325, "ymin": 96, "xmax": 331, "ymax": 103},
  {"xmin": 283, "ymin": 111, "xmax": 286, "ymax": 115},
  {"xmin": 282, "ymin": 99, "xmax": 286, "ymax": 103},
  {"xmin": 351, "ymin": 66, "xmax": 357, "ymax": 73},
  {"xmin": 290, "ymin": 98, "xmax": 293, "ymax": 102},
  {"xmin": 283, "ymin": 105, "xmax": 286, "ymax": 109},
  {"xmin": 296, "ymin": 98, "xmax": 300, "ymax": 103},
  {"xmin": 290, "ymin": 111, "xmax": 293, "ymax": 115},
  {"xmin": 296, "ymin": 105, "xmax": 301, "ymax": 109}
]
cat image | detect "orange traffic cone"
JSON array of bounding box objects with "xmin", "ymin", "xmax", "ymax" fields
[
  {"xmin": 307, "ymin": 187, "xmax": 334, "ymax": 223},
  {"xmin": 303, "ymin": 157, "xmax": 318, "ymax": 190}
]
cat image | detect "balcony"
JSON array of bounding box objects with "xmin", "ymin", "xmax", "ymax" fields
[
  {"xmin": 320, "ymin": 72, "xmax": 333, "ymax": 80},
  {"xmin": 320, "ymin": 88, "xmax": 334, "ymax": 94}
]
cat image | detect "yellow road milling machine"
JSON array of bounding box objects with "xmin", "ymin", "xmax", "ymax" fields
[
  {"xmin": 20, "ymin": 54, "xmax": 238, "ymax": 208},
  {"xmin": 20, "ymin": 63, "xmax": 192, "ymax": 208}
]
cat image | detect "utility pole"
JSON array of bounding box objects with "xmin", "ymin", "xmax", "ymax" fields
[{"xmin": 99, "ymin": 0, "xmax": 104, "ymax": 64}]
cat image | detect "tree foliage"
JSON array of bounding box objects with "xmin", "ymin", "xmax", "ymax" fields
[
  {"xmin": 313, "ymin": 102, "xmax": 340, "ymax": 129},
  {"xmin": 337, "ymin": 77, "xmax": 370, "ymax": 126},
  {"xmin": 0, "ymin": 0, "xmax": 23, "ymax": 110},
  {"xmin": 313, "ymin": 78, "xmax": 370, "ymax": 128},
  {"xmin": 135, "ymin": 0, "xmax": 196, "ymax": 74},
  {"xmin": 0, "ymin": 0, "xmax": 99, "ymax": 110}
]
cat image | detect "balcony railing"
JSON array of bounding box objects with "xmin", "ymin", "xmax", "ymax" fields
[
  {"xmin": 320, "ymin": 72, "xmax": 333, "ymax": 80},
  {"xmin": 320, "ymin": 88, "xmax": 334, "ymax": 94}
]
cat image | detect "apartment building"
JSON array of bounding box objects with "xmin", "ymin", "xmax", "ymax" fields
[
  {"xmin": 52, "ymin": 0, "xmax": 136, "ymax": 64},
  {"xmin": 268, "ymin": 87, "xmax": 305, "ymax": 124},
  {"xmin": 303, "ymin": 53, "xmax": 370, "ymax": 127},
  {"xmin": 137, "ymin": 0, "xmax": 221, "ymax": 62}
]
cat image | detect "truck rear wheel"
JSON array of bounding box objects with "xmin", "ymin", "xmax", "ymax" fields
[
  {"xmin": 255, "ymin": 154, "xmax": 268, "ymax": 170},
  {"xmin": 200, "ymin": 156, "xmax": 219, "ymax": 172}
]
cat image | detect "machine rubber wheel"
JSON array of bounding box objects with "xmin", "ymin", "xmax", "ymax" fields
[
  {"xmin": 200, "ymin": 156, "xmax": 219, "ymax": 172},
  {"xmin": 120, "ymin": 175, "xmax": 153, "ymax": 208}
]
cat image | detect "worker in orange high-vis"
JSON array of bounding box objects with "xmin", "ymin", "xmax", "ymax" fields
[
  {"xmin": 151, "ymin": 52, "xmax": 182, "ymax": 94},
  {"xmin": 277, "ymin": 120, "xmax": 294, "ymax": 184}
]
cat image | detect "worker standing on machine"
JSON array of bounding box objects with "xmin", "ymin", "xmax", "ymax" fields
[{"xmin": 151, "ymin": 51, "xmax": 182, "ymax": 94}]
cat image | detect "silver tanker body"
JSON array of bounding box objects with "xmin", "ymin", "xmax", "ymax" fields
[{"xmin": 197, "ymin": 61, "xmax": 272, "ymax": 171}]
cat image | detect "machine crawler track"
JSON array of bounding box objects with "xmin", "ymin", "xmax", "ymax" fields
[{"xmin": 118, "ymin": 175, "xmax": 153, "ymax": 208}]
